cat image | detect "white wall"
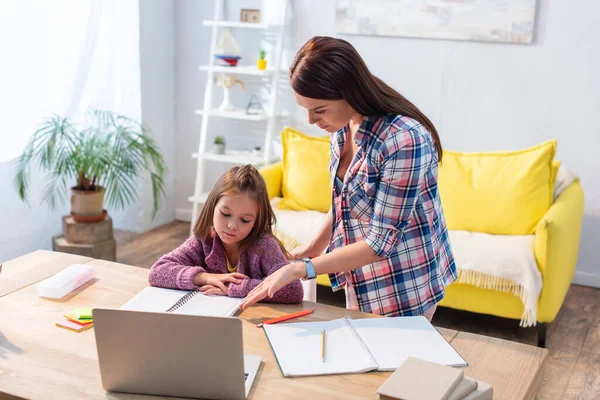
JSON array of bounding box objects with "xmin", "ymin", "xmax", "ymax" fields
[
  {"xmin": 174, "ymin": 0, "xmax": 600, "ymax": 286},
  {"xmin": 138, "ymin": 0, "xmax": 177, "ymax": 231},
  {"xmin": 174, "ymin": 0, "xmax": 216, "ymax": 222}
]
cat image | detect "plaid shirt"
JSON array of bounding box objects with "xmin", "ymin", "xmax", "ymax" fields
[{"xmin": 327, "ymin": 114, "xmax": 456, "ymax": 316}]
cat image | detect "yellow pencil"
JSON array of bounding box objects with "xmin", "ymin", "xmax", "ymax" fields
[{"xmin": 321, "ymin": 330, "xmax": 326, "ymax": 362}]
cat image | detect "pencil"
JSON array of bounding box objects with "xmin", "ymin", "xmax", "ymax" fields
[
  {"xmin": 321, "ymin": 330, "xmax": 326, "ymax": 362},
  {"xmin": 256, "ymin": 308, "xmax": 315, "ymax": 328}
]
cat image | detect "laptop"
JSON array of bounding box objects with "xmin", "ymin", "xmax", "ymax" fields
[{"xmin": 93, "ymin": 308, "xmax": 261, "ymax": 400}]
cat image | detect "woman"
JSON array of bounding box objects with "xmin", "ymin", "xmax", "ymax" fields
[{"xmin": 239, "ymin": 36, "xmax": 456, "ymax": 320}]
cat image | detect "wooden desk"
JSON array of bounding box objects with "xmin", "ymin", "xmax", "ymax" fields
[{"xmin": 0, "ymin": 251, "xmax": 547, "ymax": 399}]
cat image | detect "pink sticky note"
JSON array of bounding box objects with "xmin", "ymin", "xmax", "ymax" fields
[{"xmin": 55, "ymin": 318, "xmax": 94, "ymax": 333}]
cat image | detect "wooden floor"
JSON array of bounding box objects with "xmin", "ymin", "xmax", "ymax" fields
[{"xmin": 115, "ymin": 221, "xmax": 600, "ymax": 400}]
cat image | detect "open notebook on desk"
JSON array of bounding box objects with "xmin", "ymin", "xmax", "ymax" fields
[
  {"xmin": 121, "ymin": 287, "xmax": 241, "ymax": 317},
  {"xmin": 263, "ymin": 316, "xmax": 467, "ymax": 377}
]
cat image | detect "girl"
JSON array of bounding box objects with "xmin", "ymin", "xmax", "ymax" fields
[
  {"xmin": 240, "ymin": 36, "xmax": 456, "ymax": 321},
  {"xmin": 149, "ymin": 164, "xmax": 303, "ymax": 303}
]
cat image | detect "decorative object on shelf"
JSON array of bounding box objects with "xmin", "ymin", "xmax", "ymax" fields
[
  {"xmin": 253, "ymin": 146, "xmax": 262, "ymax": 156},
  {"xmin": 213, "ymin": 136, "xmax": 226, "ymax": 154},
  {"xmin": 215, "ymin": 74, "xmax": 245, "ymax": 112},
  {"xmin": 215, "ymin": 28, "xmax": 241, "ymax": 66},
  {"xmin": 257, "ymin": 49, "xmax": 267, "ymax": 70},
  {"xmin": 14, "ymin": 108, "xmax": 167, "ymax": 222},
  {"xmin": 240, "ymin": 8, "xmax": 260, "ymax": 23},
  {"xmin": 246, "ymin": 94, "xmax": 264, "ymax": 115}
]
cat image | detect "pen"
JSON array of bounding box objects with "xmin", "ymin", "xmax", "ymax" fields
[
  {"xmin": 321, "ymin": 330, "xmax": 326, "ymax": 362},
  {"xmin": 256, "ymin": 308, "xmax": 315, "ymax": 328}
]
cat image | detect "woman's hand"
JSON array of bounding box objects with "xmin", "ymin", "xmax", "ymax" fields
[
  {"xmin": 239, "ymin": 263, "xmax": 306, "ymax": 310},
  {"xmin": 290, "ymin": 244, "xmax": 320, "ymax": 260},
  {"xmin": 199, "ymin": 284, "xmax": 228, "ymax": 296},
  {"xmin": 193, "ymin": 272, "xmax": 247, "ymax": 293}
]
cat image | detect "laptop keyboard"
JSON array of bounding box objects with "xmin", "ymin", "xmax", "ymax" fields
[{"xmin": 244, "ymin": 372, "xmax": 249, "ymax": 381}]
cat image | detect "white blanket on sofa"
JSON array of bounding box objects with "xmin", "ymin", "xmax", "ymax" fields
[{"xmin": 448, "ymin": 231, "xmax": 541, "ymax": 327}]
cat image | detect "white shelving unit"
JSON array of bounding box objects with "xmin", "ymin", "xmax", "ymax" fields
[
  {"xmin": 198, "ymin": 65, "xmax": 274, "ymax": 76},
  {"xmin": 188, "ymin": 0, "xmax": 289, "ymax": 232}
]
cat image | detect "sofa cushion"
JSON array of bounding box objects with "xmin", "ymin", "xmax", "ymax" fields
[
  {"xmin": 272, "ymin": 197, "xmax": 329, "ymax": 248},
  {"xmin": 438, "ymin": 140, "xmax": 557, "ymax": 235},
  {"xmin": 279, "ymin": 127, "xmax": 331, "ymax": 213}
]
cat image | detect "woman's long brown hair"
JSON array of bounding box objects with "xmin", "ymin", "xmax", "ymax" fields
[
  {"xmin": 290, "ymin": 36, "xmax": 443, "ymax": 161},
  {"xmin": 193, "ymin": 165, "xmax": 290, "ymax": 258}
]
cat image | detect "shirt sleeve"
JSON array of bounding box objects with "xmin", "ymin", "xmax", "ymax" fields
[
  {"xmin": 148, "ymin": 236, "xmax": 207, "ymax": 290},
  {"xmin": 364, "ymin": 129, "xmax": 432, "ymax": 258},
  {"xmin": 227, "ymin": 235, "xmax": 304, "ymax": 303}
]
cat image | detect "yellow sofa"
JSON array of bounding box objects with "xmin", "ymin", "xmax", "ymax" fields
[{"xmin": 260, "ymin": 146, "xmax": 584, "ymax": 347}]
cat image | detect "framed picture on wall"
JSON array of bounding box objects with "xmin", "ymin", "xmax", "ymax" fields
[{"xmin": 240, "ymin": 9, "xmax": 260, "ymax": 24}]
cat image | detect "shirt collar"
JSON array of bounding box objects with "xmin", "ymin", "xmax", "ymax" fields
[{"xmin": 354, "ymin": 115, "xmax": 381, "ymax": 148}]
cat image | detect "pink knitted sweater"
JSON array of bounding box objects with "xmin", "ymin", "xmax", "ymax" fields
[{"xmin": 148, "ymin": 232, "xmax": 303, "ymax": 304}]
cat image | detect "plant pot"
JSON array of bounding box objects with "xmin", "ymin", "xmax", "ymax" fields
[
  {"xmin": 256, "ymin": 59, "xmax": 267, "ymax": 70},
  {"xmin": 213, "ymin": 144, "xmax": 226, "ymax": 154},
  {"xmin": 71, "ymin": 187, "xmax": 106, "ymax": 221}
]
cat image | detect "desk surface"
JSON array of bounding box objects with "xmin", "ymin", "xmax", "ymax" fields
[{"xmin": 0, "ymin": 250, "xmax": 547, "ymax": 399}]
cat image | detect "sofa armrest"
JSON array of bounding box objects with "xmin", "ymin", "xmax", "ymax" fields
[
  {"xmin": 259, "ymin": 161, "xmax": 283, "ymax": 200},
  {"xmin": 535, "ymin": 180, "xmax": 584, "ymax": 322}
]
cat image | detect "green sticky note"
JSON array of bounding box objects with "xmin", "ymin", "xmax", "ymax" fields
[{"xmin": 74, "ymin": 308, "xmax": 93, "ymax": 319}]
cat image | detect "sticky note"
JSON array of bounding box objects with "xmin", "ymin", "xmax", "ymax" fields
[
  {"xmin": 63, "ymin": 313, "xmax": 94, "ymax": 325},
  {"xmin": 55, "ymin": 319, "xmax": 94, "ymax": 333},
  {"xmin": 74, "ymin": 308, "xmax": 93, "ymax": 319}
]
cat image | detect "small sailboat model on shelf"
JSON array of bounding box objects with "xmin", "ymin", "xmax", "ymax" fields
[{"xmin": 214, "ymin": 28, "xmax": 241, "ymax": 67}]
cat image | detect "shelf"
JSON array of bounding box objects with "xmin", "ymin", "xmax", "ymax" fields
[
  {"xmin": 199, "ymin": 65, "xmax": 273, "ymax": 76},
  {"xmin": 195, "ymin": 109, "xmax": 289, "ymax": 121},
  {"xmin": 192, "ymin": 152, "xmax": 265, "ymax": 165},
  {"xmin": 195, "ymin": 109, "xmax": 271, "ymax": 121},
  {"xmin": 203, "ymin": 20, "xmax": 282, "ymax": 30}
]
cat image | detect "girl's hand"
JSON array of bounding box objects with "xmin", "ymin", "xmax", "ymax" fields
[
  {"xmin": 239, "ymin": 263, "xmax": 305, "ymax": 310},
  {"xmin": 290, "ymin": 244, "xmax": 319, "ymax": 260},
  {"xmin": 193, "ymin": 272, "xmax": 247, "ymax": 293},
  {"xmin": 199, "ymin": 284, "xmax": 228, "ymax": 296}
]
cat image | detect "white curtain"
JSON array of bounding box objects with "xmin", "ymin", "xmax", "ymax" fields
[
  {"xmin": 0, "ymin": 0, "xmax": 141, "ymax": 161},
  {"xmin": 0, "ymin": 0, "xmax": 142, "ymax": 261}
]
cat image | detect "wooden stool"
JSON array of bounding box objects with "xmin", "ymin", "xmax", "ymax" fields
[{"xmin": 52, "ymin": 216, "xmax": 116, "ymax": 261}]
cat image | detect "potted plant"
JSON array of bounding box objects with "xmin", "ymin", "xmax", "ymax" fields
[
  {"xmin": 257, "ymin": 49, "xmax": 267, "ymax": 70},
  {"xmin": 213, "ymin": 136, "xmax": 226, "ymax": 154},
  {"xmin": 14, "ymin": 109, "xmax": 167, "ymax": 222}
]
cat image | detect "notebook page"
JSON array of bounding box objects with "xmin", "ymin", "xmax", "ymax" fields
[
  {"xmin": 350, "ymin": 316, "xmax": 467, "ymax": 370},
  {"xmin": 263, "ymin": 318, "xmax": 378, "ymax": 377},
  {"xmin": 121, "ymin": 287, "xmax": 184, "ymax": 312},
  {"xmin": 175, "ymin": 291, "xmax": 241, "ymax": 317},
  {"xmin": 121, "ymin": 287, "xmax": 241, "ymax": 317}
]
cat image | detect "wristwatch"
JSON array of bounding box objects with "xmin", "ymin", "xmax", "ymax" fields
[{"xmin": 302, "ymin": 257, "xmax": 316, "ymax": 280}]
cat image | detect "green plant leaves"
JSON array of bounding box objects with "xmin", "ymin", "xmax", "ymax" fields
[{"xmin": 13, "ymin": 108, "xmax": 167, "ymax": 219}]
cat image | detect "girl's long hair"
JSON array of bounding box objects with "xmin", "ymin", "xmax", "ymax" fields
[
  {"xmin": 290, "ymin": 36, "xmax": 443, "ymax": 161},
  {"xmin": 193, "ymin": 164, "xmax": 290, "ymax": 257}
]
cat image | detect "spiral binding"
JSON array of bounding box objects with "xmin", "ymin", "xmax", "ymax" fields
[{"xmin": 166, "ymin": 289, "xmax": 200, "ymax": 313}]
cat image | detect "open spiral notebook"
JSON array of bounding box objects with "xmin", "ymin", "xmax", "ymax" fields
[
  {"xmin": 263, "ymin": 316, "xmax": 467, "ymax": 377},
  {"xmin": 121, "ymin": 287, "xmax": 241, "ymax": 317}
]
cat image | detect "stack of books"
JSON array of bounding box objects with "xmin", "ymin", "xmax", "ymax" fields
[
  {"xmin": 377, "ymin": 357, "xmax": 493, "ymax": 400},
  {"xmin": 55, "ymin": 308, "xmax": 94, "ymax": 333}
]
